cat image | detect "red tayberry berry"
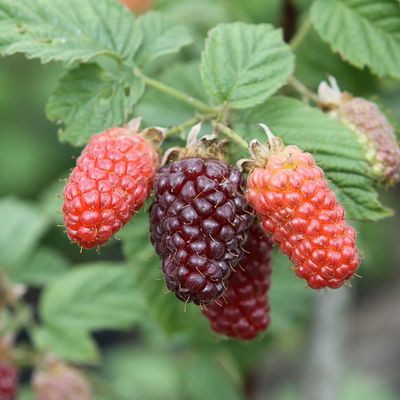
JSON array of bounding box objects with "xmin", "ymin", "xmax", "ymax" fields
[
  {"xmin": 150, "ymin": 157, "xmax": 254, "ymax": 305},
  {"xmin": 63, "ymin": 125, "xmax": 161, "ymax": 249},
  {"xmin": 33, "ymin": 360, "xmax": 92, "ymax": 400},
  {"xmin": 245, "ymin": 126, "xmax": 361, "ymax": 289},
  {"xmin": 119, "ymin": 0, "xmax": 153, "ymax": 14},
  {"xmin": 0, "ymin": 363, "xmax": 17, "ymax": 400},
  {"xmin": 203, "ymin": 223, "xmax": 273, "ymax": 340},
  {"xmin": 319, "ymin": 78, "xmax": 400, "ymax": 186}
]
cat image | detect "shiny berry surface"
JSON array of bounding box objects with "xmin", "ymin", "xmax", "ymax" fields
[
  {"xmin": 150, "ymin": 157, "xmax": 254, "ymax": 304},
  {"xmin": 63, "ymin": 127, "xmax": 159, "ymax": 249},
  {"xmin": 246, "ymin": 145, "xmax": 360, "ymax": 289},
  {"xmin": 203, "ymin": 224, "xmax": 272, "ymax": 340},
  {"xmin": 0, "ymin": 363, "xmax": 17, "ymax": 400}
]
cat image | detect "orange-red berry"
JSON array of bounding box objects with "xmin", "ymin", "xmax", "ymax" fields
[
  {"xmin": 246, "ymin": 139, "xmax": 360, "ymax": 289},
  {"xmin": 63, "ymin": 126, "xmax": 159, "ymax": 249}
]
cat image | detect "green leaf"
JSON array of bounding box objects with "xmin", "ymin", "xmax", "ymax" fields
[
  {"xmin": 0, "ymin": 0, "xmax": 141, "ymax": 65},
  {"xmin": 120, "ymin": 210, "xmax": 201, "ymax": 334},
  {"xmin": 200, "ymin": 22, "xmax": 294, "ymax": 109},
  {"xmin": 311, "ymin": 0, "xmax": 400, "ymax": 79},
  {"xmin": 18, "ymin": 387, "xmax": 35, "ymax": 400},
  {"xmin": 236, "ymin": 96, "xmax": 391, "ymax": 221},
  {"xmin": 101, "ymin": 346, "xmax": 181, "ymax": 400},
  {"xmin": 136, "ymin": 11, "xmax": 192, "ymax": 68},
  {"xmin": 0, "ymin": 197, "xmax": 48, "ymax": 268},
  {"xmin": 182, "ymin": 355, "xmax": 243, "ymax": 400},
  {"xmin": 294, "ymin": 27, "xmax": 377, "ymax": 94},
  {"xmin": 40, "ymin": 263, "xmax": 145, "ymax": 331},
  {"xmin": 32, "ymin": 325, "xmax": 100, "ymax": 364},
  {"xmin": 47, "ymin": 63, "xmax": 144, "ymax": 146},
  {"xmin": 136, "ymin": 62, "xmax": 207, "ymax": 127},
  {"xmin": 269, "ymin": 251, "xmax": 313, "ymax": 335},
  {"xmin": 11, "ymin": 247, "xmax": 69, "ymax": 286},
  {"xmin": 38, "ymin": 175, "xmax": 66, "ymax": 224}
]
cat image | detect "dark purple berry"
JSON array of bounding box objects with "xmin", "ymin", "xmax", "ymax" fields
[{"xmin": 150, "ymin": 158, "xmax": 254, "ymax": 304}]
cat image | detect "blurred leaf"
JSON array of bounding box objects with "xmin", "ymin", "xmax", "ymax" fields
[
  {"xmin": 182, "ymin": 355, "xmax": 244, "ymax": 400},
  {"xmin": 226, "ymin": 0, "xmax": 281, "ymax": 24},
  {"xmin": 294, "ymin": 27, "xmax": 376, "ymax": 93},
  {"xmin": 236, "ymin": 96, "xmax": 391, "ymax": 221},
  {"xmin": 32, "ymin": 325, "xmax": 100, "ymax": 364},
  {"xmin": 101, "ymin": 346, "xmax": 181, "ymax": 400},
  {"xmin": 136, "ymin": 11, "xmax": 192, "ymax": 67},
  {"xmin": 0, "ymin": 124, "xmax": 69, "ymax": 198},
  {"xmin": 311, "ymin": 0, "xmax": 400, "ymax": 79},
  {"xmin": 0, "ymin": 197, "xmax": 48, "ymax": 268},
  {"xmin": 120, "ymin": 210, "xmax": 201, "ymax": 335},
  {"xmin": 135, "ymin": 62, "xmax": 206, "ymax": 127},
  {"xmin": 0, "ymin": 0, "xmax": 141, "ymax": 65},
  {"xmin": 47, "ymin": 63, "xmax": 144, "ymax": 146},
  {"xmin": 40, "ymin": 263, "xmax": 145, "ymax": 331},
  {"xmin": 200, "ymin": 23, "xmax": 294, "ymax": 108},
  {"xmin": 18, "ymin": 387, "xmax": 35, "ymax": 400},
  {"xmin": 11, "ymin": 247, "xmax": 69, "ymax": 286},
  {"xmin": 38, "ymin": 175, "xmax": 66, "ymax": 224},
  {"xmin": 273, "ymin": 373, "xmax": 399, "ymax": 400},
  {"xmin": 269, "ymin": 251, "xmax": 313, "ymax": 335}
]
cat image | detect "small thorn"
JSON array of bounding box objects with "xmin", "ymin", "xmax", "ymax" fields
[
  {"xmin": 214, "ymin": 299, "xmax": 223, "ymax": 307},
  {"xmin": 196, "ymin": 267, "xmax": 205, "ymax": 278}
]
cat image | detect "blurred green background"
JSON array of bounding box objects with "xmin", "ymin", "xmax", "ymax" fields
[{"xmin": 1, "ymin": 0, "xmax": 400, "ymax": 399}]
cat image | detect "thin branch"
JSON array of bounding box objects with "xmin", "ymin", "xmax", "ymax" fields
[
  {"xmin": 288, "ymin": 76, "xmax": 319, "ymax": 103},
  {"xmin": 166, "ymin": 117, "xmax": 201, "ymax": 138},
  {"xmin": 213, "ymin": 122, "xmax": 248, "ymax": 149},
  {"xmin": 134, "ymin": 69, "xmax": 216, "ymax": 114},
  {"xmin": 290, "ymin": 15, "xmax": 312, "ymax": 51}
]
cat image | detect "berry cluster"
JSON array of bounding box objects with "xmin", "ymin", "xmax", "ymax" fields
[
  {"xmin": 61, "ymin": 118, "xmax": 365, "ymax": 340},
  {"xmin": 203, "ymin": 223, "xmax": 273, "ymax": 340},
  {"xmin": 150, "ymin": 157, "xmax": 254, "ymax": 304}
]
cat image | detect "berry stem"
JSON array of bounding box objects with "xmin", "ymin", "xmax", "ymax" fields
[
  {"xmin": 290, "ymin": 15, "xmax": 312, "ymax": 50},
  {"xmin": 134, "ymin": 68, "xmax": 216, "ymax": 114},
  {"xmin": 166, "ymin": 117, "xmax": 202, "ymax": 138},
  {"xmin": 288, "ymin": 76, "xmax": 319, "ymax": 103},
  {"xmin": 213, "ymin": 122, "xmax": 248, "ymax": 149}
]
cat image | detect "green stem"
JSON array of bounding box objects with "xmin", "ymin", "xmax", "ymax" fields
[
  {"xmin": 290, "ymin": 15, "xmax": 312, "ymax": 51},
  {"xmin": 166, "ymin": 117, "xmax": 201, "ymax": 138},
  {"xmin": 288, "ymin": 76, "xmax": 319, "ymax": 103},
  {"xmin": 134, "ymin": 69, "xmax": 216, "ymax": 114},
  {"xmin": 213, "ymin": 122, "xmax": 248, "ymax": 149}
]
